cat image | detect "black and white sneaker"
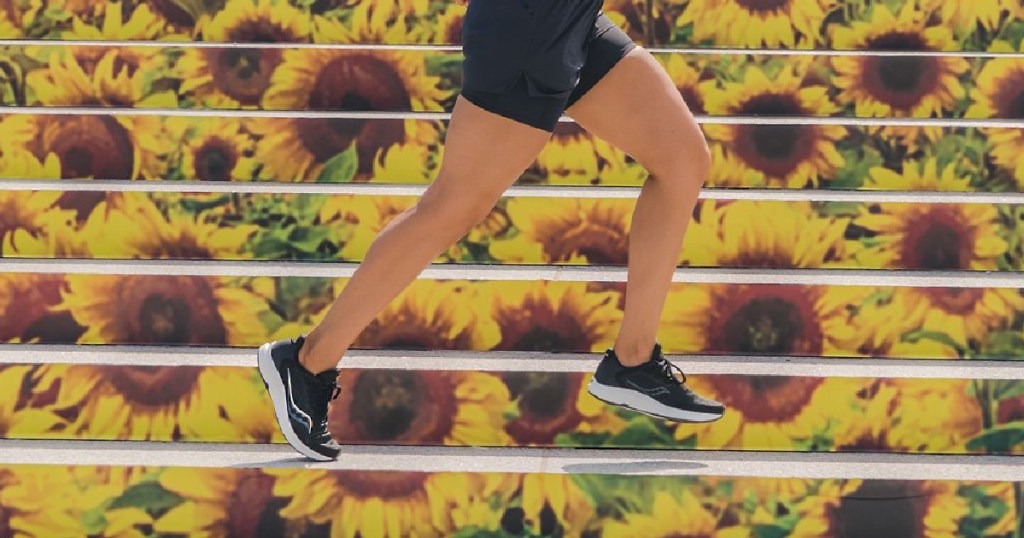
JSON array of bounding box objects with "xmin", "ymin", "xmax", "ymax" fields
[
  {"xmin": 588, "ymin": 344, "xmax": 725, "ymax": 423},
  {"xmin": 257, "ymin": 336, "xmax": 342, "ymax": 461}
]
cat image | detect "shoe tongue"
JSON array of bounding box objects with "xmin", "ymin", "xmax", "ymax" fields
[{"xmin": 650, "ymin": 343, "xmax": 663, "ymax": 360}]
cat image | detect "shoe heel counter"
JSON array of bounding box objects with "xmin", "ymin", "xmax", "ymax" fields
[{"xmin": 593, "ymin": 350, "xmax": 621, "ymax": 385}]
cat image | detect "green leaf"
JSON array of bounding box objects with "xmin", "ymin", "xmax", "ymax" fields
[
  {"xmin": 753, "ymin": 525, "xmax": 790, "ymax": 538},
  {"xmin": 180, "ymin": 193, "xmax": 231, "ymax": 213},
  {"xmin": 815, "ymin": 201, "xmax": 863, "ymax": 218},
  {"xmin": 989, "ymin": 380, "xmax": 1024, "ymax": 402},
  {"xmin": 108, "ymin": 482, "xmax": 184, "ymax": 518},
  {"xmin": 316, "ymin": 142, "xmax": 359, "ymax": 183},
  {"xmin": 607, "ymin": 417, "xmax": 676, "ymax": 448},
  {"xmin": 965, "ymin": 422, "xmax": 1024, "ymax": 452},
  {"xmin": 901, "ymin": 329, "xmax": 963, "ymax": 351},
  {"xmin": 80, "ymin": 506, "xmax": 108, "ymax": 535}
]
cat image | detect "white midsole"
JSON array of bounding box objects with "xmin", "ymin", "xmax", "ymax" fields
[
  {"xmin": 587, "ymin": 380, "xmax": 723, "ymax": 423},
  {"xmin": 257, "ymin": 343, "xmax": 334, "ymax": 462}
]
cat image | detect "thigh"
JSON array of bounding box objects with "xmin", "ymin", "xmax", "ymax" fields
[
  {"xmin": 565, "ymin": 46, "xmax": 707, "ymax": 169},
  {"xmin": 423, "ymin": 95, "xmax": 552, "ymax": 205}
]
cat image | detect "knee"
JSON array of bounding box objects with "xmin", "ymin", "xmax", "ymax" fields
[{"xmin": 639, "ymin": 133, "xmax": 712, "ymax": 192}]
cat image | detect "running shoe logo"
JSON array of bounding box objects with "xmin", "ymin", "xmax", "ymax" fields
[
  {"xmin": 626, "ymin": 380, "xmax": 670, "ymax": 396},
  {"xmin": 286, "ymin": 371, "xmax": 313, "ymax": 433}
]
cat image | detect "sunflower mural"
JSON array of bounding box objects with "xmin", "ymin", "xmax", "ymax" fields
[
  {"xmin": 174, "ymin": 118, "xmax": 259, "ymax": 181},
  {"xmin": 490, "ymin": 198, "xmax": 632, "ymax": 265},
  {"xmin": 790, "ymin": 480, "xmax": 968, "ymax": 538},
  {"xmin": 253, "ymin": 38, "xmax": 446, "ymax": 181},
  {"xmin": 178, "ymin": 0, "xmax": 310, "ymax": 109},
  {"xmin": 703, "ymin": 64, "xmax": 846, "ymax": 188},
  {"xmin": 603, "ymin": 491, "xmax": 750, "ymax": 538},
  {"xmin": 669, "ymin": 0, "xmax": 836, "ymax": 48},
  {"xmin": 60, "ymin": 1, "xmax": 175, "ymax": 40},
  {"xmin": 830, "ymin": 4, "xmax": 969, "ymax": 147},
  {"xmin": 968, "ymin": 41, "xmax": 1024, "ymax": 188}
]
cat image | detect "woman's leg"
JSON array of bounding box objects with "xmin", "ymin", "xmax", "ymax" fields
[
  {"xmin": 565, "ymin": 47, "xmax": 712, "ymax": 366},
  {"xmin": 299, "ymin": 96, "xmax": 552, "ymax": 373}
]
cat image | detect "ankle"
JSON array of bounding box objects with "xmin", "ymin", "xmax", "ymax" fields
[
  {"xmin": 613, "ymin": 342, "xmax": 655, "ymax": 367},
  {"xmin": 298, "ymin": 335, "xmax": 334, "ymax": 375}
]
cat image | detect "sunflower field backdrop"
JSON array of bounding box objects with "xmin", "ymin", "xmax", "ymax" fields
[{"xmin": 2, "ymin": 0, "xmax": 1024, "ymax": 537}]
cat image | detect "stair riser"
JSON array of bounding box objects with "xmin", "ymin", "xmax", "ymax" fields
[
  {"xmin": 2, "ymin": 191, "xmax": 1019, "ymax": 271},
  {"xmin": 3, "ymin": 273, "xmax": 1022, "ymax": 360},
  {"xmin": 2, "ymin": 364, "xmax": 1022, "ymax": 454},
  {"xmin": 0, "ymin": 462, "xmax": 1017, "ymax": 538},
  {"xmin": 0, "ymin": 113, "xmax": 1019, "ymax": 190}
]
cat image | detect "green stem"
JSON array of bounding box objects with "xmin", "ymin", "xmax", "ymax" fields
[{"xmin": 1015, "ymin": 482, "xmax": 1023, "ymax": 538}]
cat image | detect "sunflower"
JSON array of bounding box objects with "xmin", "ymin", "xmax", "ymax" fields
[
  {"xmin": 33, "ymin": 363, "xmax": 279, "ymax": 442},
  {"xmin": 313, "ymin": 1, "xmax": 426, "ymax": 44},
  {"xmin": 0, "ymin": 366, "xmax": 64, "ymax": 437},
  {"xmin": 790, "ymin": 480, "xmax": 967, "ymax": 538},
  {"xmin": 663, "ymin": 282, "xmax": 868, "ymax": 357},
  {"xmin": 0, "ymin": 274, "xmax": 81, "ymax": 344},
  {"xmin": 177, "ymin": 0, "xmax": 309, "ymax": 108},
  {"xmin": 852, "ymin": 162, "xmax": 1005, "ymax": 272},
  {"xmin": 27, "ymin": 46, "xmax": 176, "ymax": 108},
  {"xmin": 62, "ymin": 1, "xmax": 175, "ymax": 40},
  {"xmin": 920, "ymin": 0, "xmax": 1017, "ymax": 33},
  {"xmin": 432, "ymin": 1, "xmax": 466, "ymax": 44},
  {"xmin": 603, "ymin": 490, "xmax": 748, "ymax": 538},
  {"xmin": 319, "ymin": 194, "xmax": 416, "ymax": 260},
  {"xmin": 525, "ymin": 122, "xmax": 619, "ymax": 185},
  {"xmin": 78, "ymin": 194, "xmax": 257, "ymax": 259},
  {"xmin": 368, "ymin": 141, "xmax": 439, "ymax": 184},
  {"xmin": 831, "ymin": 379, "xmax": 981, "ymax": 453},
  {"xmin": 489, "ymin": 198, "xmax": 631, "ymax": 265},
  {"xmin": 328, "ymin": 369, "xmax": 510, "ymax": 446},
  {"xmin": 155, "ymin": 468, "xmax": 313, "ymax": 536},
  {"xmin": 679, "ymin": 374, "xmax": 867, "ymax": 449},
  {"xmin": 703, "ymin": 65, "xmax": 846, "ymax": 188},
  {"xmin": 0, "ymin": 189, "xmax": 72, "ymax": 247},
  {"xmin": 348, "ymin": 279, "xmax": 492, "ymax": 350},
  {"xmin": 683, "ymin": 200, "xmax": 851, "ymax": 269},
  {"xmin": 267, "ymin": 468, "xmax": 483, "ymax": 538},
  {"xmin": 479, "ymin": 280, "xmax": 623, "ymax": 353},
  {"xmin": 0, "ymin": 465, "xmax": 138, "ymax": 538},
  {"xmin": 658, "ymin": 54, "xmax": 716, "ymax": 115},
  {"xmin": 831, "ymin": 5, "xmax": 969, "ymax": 146},
  {"xmin": 603, "ymin": 0, "xmax": 675, "ymax": 43},
  {"xmin": 254, "ymin": 33, "xmax": 445, "ymax": 181},
  {"xmin": 173, "ymin": 118, "xmax": 258, "ymax": 181},
  {"xmin": 967, "ymin": 41, "xmax": 1024, "ymax": 187},
  {"xmin": 674, "ymin": 0, "xmax": 834, "ymax": 48},
  {"xmin": 2, "ymin": 111, "xmax": 170, "ymax": 181}
]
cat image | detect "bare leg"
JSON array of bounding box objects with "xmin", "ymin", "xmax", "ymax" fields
[
  {"xmin": 299, "ymin": 97, "xmax": 551, "ymax": 373},
  {"xmin": 565, "ymin": 47, "xmax": 711, "ymax": 366}
]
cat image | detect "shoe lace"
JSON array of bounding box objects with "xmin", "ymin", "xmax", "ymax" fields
[
  {"xmin": 651, "ymin": 355, "xmax": 687, "ymax": 385},
  {"xmin": 310, "ymin": 382, "xmax": 341, "ymax": 434}
]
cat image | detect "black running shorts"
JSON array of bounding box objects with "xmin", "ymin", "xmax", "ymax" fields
[{"xmin": 460, "ymin": 0, "xmax": 638, "ymax": 132}]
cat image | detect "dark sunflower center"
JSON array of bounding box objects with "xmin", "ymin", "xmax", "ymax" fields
[
  {"xmin": 861, "ymin": 33, "xmax": 939, "ymax": 110},
  {"xmin": 0, "ymin": 274, "xmax": 82, "ymax": 343},
  {"xmin": 679, "ymin": 85, "xmax": 705, "ymax": 114},
  {"xmin": 147, "ymin": 0, "xmax": 195, "ymax": 26},
  {"xmin": 997, "ymin": 395, "xmax": 1024, "ymax": 424},
  {"xmin": 37, "ymin": 116, "xmax": 134, "ymax": 180},
  {"xmin": 0, "ymin": 499, "xmax": 10, "ymax": 538},
  {"xmin": 732, "ymin": 95, "xmax": 817, "ymax": 178},
  {"xmin": 194, "ymin": 137, "xmax": 238, "ymax": 181},
  {"xmin": 708, "ymin": 375, "xmax": 823, "ymax": 422},
  {"xmin": 733, "ymin": 0, "xmax": 790, "ymax": 13},
  {"xmin": 552, "ymin": 122, "xmax": 585, "ymax": 141},
  {"xmin": 227, "ymin": 20, "xmax": 297, "ymax": 42},
  {"xmin": 350, "ymin": 371, "xmax": 421, "ymax": 440},
  {"xmin": 139, "ymin": 296, "xmax": 192, "ymax": 343},
  {"xmin": 119, "ymin": 276, "xmax": 228, "ymax": 345},
  {"xmin": 517, "ymin": 327, "xmax": 571, "ymax": 351},
  {"xmin": 332, "ymin": 470, "xmax": 429, "ymax": 499},
  {"xmin": 993, "ymin": 70, "xmax": 1024, "ymax": 119},
  {"xmin": 503, "ymin": 372, "xmax": 583, "ymax": 444},
  {"xmin": 102, "ymin": 366, "xmax": 201, "ymax": 407},
  {"xmin": 722, "ymin": 298, "xmax": 804, "ymax": 354},
  {"xmin": 56, "ymin": 191, "xmax": 108, "ymax": 221},
  {"xmin": 900, "ymin": 210, "xmax": 968, "ymax": 270},
  {"xmin": 297, "ymin": 54, "xmax": 412, "ymax": 174},
  {"xmin": 225, "ymin": 471, "xmax": 296, "ymax": 538},
  {"xmin": 210, "ymin": 48, "xmax": 283, "ymax": 106},
  {"xmin": 828, "ymin": 481, "xmax": 927, "ymax": 538},
  {"xmin": 920, "ymin": 287, "xmax": 984, "ymax": 316}
]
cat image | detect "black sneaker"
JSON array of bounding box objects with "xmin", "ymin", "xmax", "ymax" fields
[
  {"xmin": 587, "ymin": 344, "xmax": 725, "ymax": 423},
  {"xmin": 257, "ymin": 336, "xmax": 342, "ymax": 461}
]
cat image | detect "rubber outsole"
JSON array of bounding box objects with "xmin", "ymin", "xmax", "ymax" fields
[
  {"xmin": 587, "ymin": 379, "xmax": 724, "ymax": 423},
  {"xmin": 256, "ymin": 343, "xmax": 336, "ymax": 462}
]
